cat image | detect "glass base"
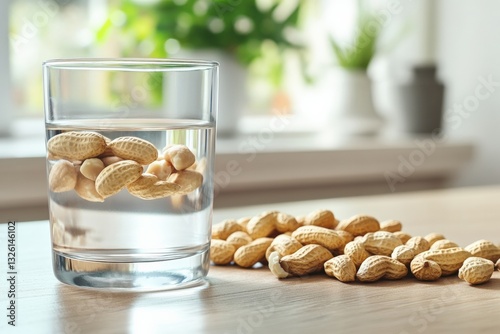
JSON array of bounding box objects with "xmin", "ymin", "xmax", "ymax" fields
[{"xmin": 52, "ymin": 249, "xmax": 210, "ymax": 292}]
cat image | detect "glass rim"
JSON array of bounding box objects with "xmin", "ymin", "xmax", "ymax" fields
[{"xmin": 43, "ymin": 58, "xmax": 219, "ymax": 71}]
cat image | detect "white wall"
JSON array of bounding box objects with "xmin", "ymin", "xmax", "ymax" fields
[
  {"xmin": 437, "ymin": 0, "xmax": 500, "ymax": 186},
  {"xmin": 371, "ymin": 0, "xmax": 500, "ymax": 187}
]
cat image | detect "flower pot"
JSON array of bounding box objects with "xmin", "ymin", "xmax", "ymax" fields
[{"xmin": 330, "ymin": 69, "xmax": 383, "ymax": 136}]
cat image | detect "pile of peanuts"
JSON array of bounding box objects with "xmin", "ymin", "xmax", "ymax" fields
[
  {"xmin": 210, "ymin": 210, "xmax": 500, "ymax": 285},
  {"xmin": 47, "ymin": 131, "xmax": 204, "ymax": 202}
]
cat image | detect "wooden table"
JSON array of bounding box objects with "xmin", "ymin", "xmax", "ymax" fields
[{"xmin": 1, "ymin": 186, "xmax": 499, "ymax": 334}]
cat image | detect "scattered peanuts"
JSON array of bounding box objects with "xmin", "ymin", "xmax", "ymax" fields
[
  {"xmin": 226, "ymin": 231, "xmax": 253, "ymax": 250},
  {"xmin": 458, "ymin": 257, "xmax": 494, "ymax": 285},
  {"xmin": 265, "ymin": 234, "xmax": 302, "ymax": 261},
  {"xmin": 379, "ymin": 220, "xmax": 402, "ymax": 233},
  {"xmin": 275, "ymin": 212, "xmax": 301, "ymax": 233},
  {"xmin": 246, "ymin": 211, "xmax": 278, "ymax": 239},
  {"xmin": 464, "ymin": 239, "xmax": 500, "ymax": 262},
  {"xmin": 280, "ymin": 244, "xmax": 333, "ymax": 276},
  {"xmin": 268, "ymin": 251, "xmax": 290, "ymax": 279},
  {"xmin": 236, "ymin": 217, "xmax": 251, "ymax": 232},
  {"xmin": 336, "ymin": 215, "xmax": 380, "ymax": 236},
  {"xmin": 210, "ymin": 209, "xmax": 498, "ymax": 287},
  {"xmin": 211, "ymin": 219, "xmax": 242, "ymax": 240},
  {"xmin": 393, "ymin": 231, "xmax": 412, "ymax": 244},
  {"xmin": 424, "ymin": 233, "xmax": 445, "ymax": 246},
  {"xmin": 46, "ymin": 131, "xmax": 203, "ymax": 202},
  {"xmin": 406, "ymin": 236, "xmax": 430, "ymax": 255},
  {"xmin": 304, "ymin": 209, "xmax": 337, "ymax": 229},
  {"xmin": 430, "ymin": 239, "xmax": 460, "ymax": 250},
  {"xmin": 391, "ymin": 245, "xmax": 415, "ymax": 267},
  {"xmin": 291, "ymin": 225, "xmax": 344, "ymax": 251},
  {"xmin": 410, "ymin": 256, "xmax": 442, "ymax": 281},
  {"xmin": 361, "ymin": 231, "xmax": 402, "ymax": 256},
  {"xmin": 418, "ymin": 247, "xmax": 471, "ymax": 276},
  {"xmin": 335, "ymin": 230, "xmax": 354, "ymax": 245},
  {"xmin": 356, "ymin": 255, "xmax": 408, "ymax": 282},
  {"xmin": 210, "ymin": 240, "xmax": 235, "ymax": 265},
  {"xmin": 324, "ymin": 255, "xmax": 356, "ymax": 282},
  {"xmin": 234, "ymin": 238, "xmax": 273, "ymax": 268},
  {"xmin": 344, "ymin": 240, "xmax": 371, "ymax": 268}
]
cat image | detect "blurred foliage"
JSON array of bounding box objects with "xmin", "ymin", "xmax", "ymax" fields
[
  {"xmin": 97, "ymin": 0, "xmax": 305, "ymax": 67},
  {"xmin": 329, "ymin": 3, "xmax": 380, "ymax": 70}
]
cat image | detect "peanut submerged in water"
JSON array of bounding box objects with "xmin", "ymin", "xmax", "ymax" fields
[
  {"xmin": 47, "ymin": 131, "xmax": 107, "ymax": 161},
  {"xmin": 47, "ymin": 131, "xmax": 203, "ymax": 202},
  {"xmin": 48, "ymin": 160, "xmax": 78, "ymax": 192}
]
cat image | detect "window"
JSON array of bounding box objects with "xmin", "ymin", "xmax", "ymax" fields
[
  {"xmin": 6, "ymin": 1, "xmax": 307, "ymax": 117},
  {"xmin": 4, "ymin": 1, "xmax": 440, "ymax": 135},
  {"xmin": 8, "ymin": 0, "xmax": 96, "ymax": 118}
]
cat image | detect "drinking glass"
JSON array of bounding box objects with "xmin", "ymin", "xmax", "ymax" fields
[{"xmin": 43, "ymin": 58, "xmax": 218, "ymax": 291}]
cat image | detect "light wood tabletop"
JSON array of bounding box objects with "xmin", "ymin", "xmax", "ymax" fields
[{"xmin": 1, "ymin": 186, "xmax": 499, "ymax": 334}]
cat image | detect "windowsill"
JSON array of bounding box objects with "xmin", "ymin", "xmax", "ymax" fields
[
  {"xmin": 0, "ymin": 118, "xmax": 46, "ymax": 158},
  {"xmin": 216, "ymin": 130, "xmax": 474, "ymax": 189},
  {"xmin": 0, "ymin": 117, "xmax": 475, "ymax": 216}
]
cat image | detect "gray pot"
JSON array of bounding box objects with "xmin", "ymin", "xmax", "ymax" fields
[{"xmin": 388, "ymin": 66, "xmax": 445, "ymax": 134}]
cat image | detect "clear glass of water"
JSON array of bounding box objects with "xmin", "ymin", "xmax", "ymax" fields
[{"xmin": 43, "ymin": 58, "xmax": 218, "ymax": 291}]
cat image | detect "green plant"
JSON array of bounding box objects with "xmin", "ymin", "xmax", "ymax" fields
[
  {"xmin": 329, "ymin": 9, "xmax": 380, "ymax": 70},
  {"xmin": 97, "ymin": 0, "xmax": 304, "ymax": 66}
]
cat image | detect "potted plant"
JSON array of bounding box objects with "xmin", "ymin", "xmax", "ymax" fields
[
  {"xmin": 328, "ymin": 6, "xmax": 383, "ymax": 135},
  {"xmin": 96, "ymin": 0, "xmax": 305, "ymax": 136}
]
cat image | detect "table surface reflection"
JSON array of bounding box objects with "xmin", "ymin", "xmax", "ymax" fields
[{"xmin": 2, "ymin": 186, "xmax": 499, "ymax": 334}]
